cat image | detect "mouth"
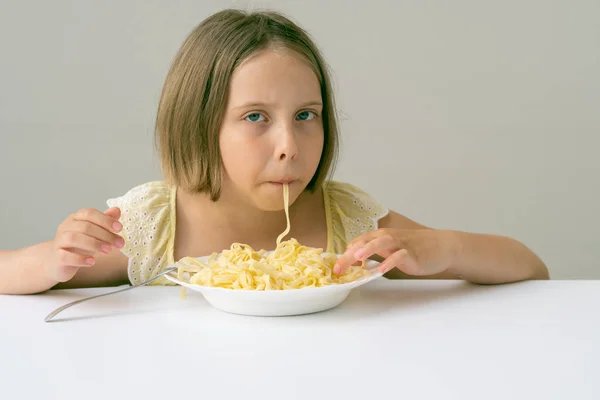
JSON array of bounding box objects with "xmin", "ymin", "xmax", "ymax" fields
[{"xmin": 269, "ymin": 179, "xmax": 296, "ymax": 185}]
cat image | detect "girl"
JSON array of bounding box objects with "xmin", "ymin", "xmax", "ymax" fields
[{"xmin": 0, "ymin": 9, "xmax": 548, "ymax": 295}]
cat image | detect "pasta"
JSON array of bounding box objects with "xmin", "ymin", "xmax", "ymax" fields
[{"xmin": 175, "ymin": 183, "xmax": 369, "ymax": 290}]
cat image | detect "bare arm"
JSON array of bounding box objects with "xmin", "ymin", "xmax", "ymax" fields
[
  {"xmin": 0, "ymin": 242, "xmax": 129, "ymax": 295},
  {"xmin": 444, "ymin": 230, "xmax": 549, "ymax": 283},
  {"xmin": 0, "ymin": 207, "xmax": 131, "ymax": 295},
  {"xmin": 0, "ymin": 244, "xmax": 58, "ymax": 294},
  {"xmin": 338, "ymin": 210, "xmax": 549, "ymax": 283}
]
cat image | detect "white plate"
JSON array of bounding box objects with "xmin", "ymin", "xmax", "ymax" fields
[{"xmin": 164, "ymin": 255, "xmax": 383, "ymax": 316}]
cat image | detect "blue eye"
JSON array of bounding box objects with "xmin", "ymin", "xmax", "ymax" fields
[
  {"xmin": 297, "ymin": 111, "xmax": 316, "ymax": 121},
  {"xmin": 245, "ymin": 113, "xmax": 265, "ymax": 123}
]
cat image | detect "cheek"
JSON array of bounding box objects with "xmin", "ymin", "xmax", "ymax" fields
[
  {"xmin": 304, "ymin": 130, "xmax": 325, "ymax": 166},
  {"xmin": 220, "ymin": 133, "xmax": 245, "ymax": 177},
  {"xmin": 220, "ymin": 134, "xmax": 266, "ymax": 180}
]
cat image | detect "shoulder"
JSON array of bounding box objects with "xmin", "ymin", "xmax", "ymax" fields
[
  {"xmin": 324, "ymin": 180, "xmax": 389, "ymax": 244},
  {"xmin": 105, "ymin": 181, "xmax": 176, "ymax": 284},
  {"xmin": 323, "ymin": 180, "xmax": 427, "ymax": 243},
  {"xmin": 106, "ymin": 181, "xmax": 174, "ymax": 231},
  {"xmin": 106, "ymin": 181, "xmax": 173, "ymax": 211},
  {"xmin": 324, "ymin": 180, "xmax": 388, "ymax": 218}
]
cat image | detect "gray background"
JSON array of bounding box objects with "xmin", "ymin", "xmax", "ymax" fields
[{"xmin": 1, "ymin": 0, "xmax": 598, "ymax": 279}]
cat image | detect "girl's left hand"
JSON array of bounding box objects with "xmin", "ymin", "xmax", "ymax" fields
[{"xmin": 333, "ymin": 228, "xmax": 457, "ymax": 276}]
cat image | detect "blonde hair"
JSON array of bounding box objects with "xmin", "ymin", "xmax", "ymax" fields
[{"xmin": 155, "ymin": 8, "xmax": 339, "ymax": 200}]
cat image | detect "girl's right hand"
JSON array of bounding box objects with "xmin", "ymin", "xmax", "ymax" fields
[{"xmin": 44, "ymin": 207, "xmax": 124, "ymax": 282}]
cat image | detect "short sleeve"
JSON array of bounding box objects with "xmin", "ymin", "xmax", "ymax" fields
[
  {"xmin": 325, "ymin": 181, "xmax": 389, "ymax": 253},
  {"xmin": 106, "ymin": 181, "xmax": 176, "ymax": 285}
]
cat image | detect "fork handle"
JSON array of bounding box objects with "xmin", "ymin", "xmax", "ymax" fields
[{"xmin": 44, "ymin": 266, "xmax": 178, "ymax": 322}]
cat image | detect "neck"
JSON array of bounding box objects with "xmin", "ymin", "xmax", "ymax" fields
[{"xmin": 176, "ymin": 186, "xmax": 321, "ymax": 249}]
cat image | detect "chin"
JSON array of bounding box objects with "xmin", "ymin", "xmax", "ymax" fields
[
  {"xmin": 251, "ymin": 196, "xmax": 286, "ymax": 212},
  {"xmin": 255, "ymin": 182, "xmax": 302, "ymax": 211},
  {"xmin": 255, "ymin": 202, "xmax": 285, "ymax": 212}
]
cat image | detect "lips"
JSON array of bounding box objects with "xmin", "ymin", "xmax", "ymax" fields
[{"xmin": 270, "ymin": 178, "xmax": 296, "ymax": 184}]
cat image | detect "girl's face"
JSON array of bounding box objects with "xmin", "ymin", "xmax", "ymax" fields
[{"xmin": 218, "ymin": 48, "xmax": 324, "ymax": 211}]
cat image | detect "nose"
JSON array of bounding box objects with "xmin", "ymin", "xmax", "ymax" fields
[{"xmin": 274, "ymin": 122, "xmax": 299, "ymax": 162}]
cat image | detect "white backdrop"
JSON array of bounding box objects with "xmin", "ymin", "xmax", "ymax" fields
[{"xmin": 1, "ymin": 0, "xmax": 598, "ymax": 279}]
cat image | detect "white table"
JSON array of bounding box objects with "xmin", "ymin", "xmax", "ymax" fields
[{"xmin": 1, "ymin": 279, "xmax": 599, "ymax": 400}]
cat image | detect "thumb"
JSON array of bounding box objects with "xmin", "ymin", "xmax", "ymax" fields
[{"xmin": 104, "ymin": 206, "xmax": 121, "ymax": 220}]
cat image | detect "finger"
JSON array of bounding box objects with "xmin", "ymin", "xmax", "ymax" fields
[
  {"xmin": 56, "ymin": 231, "xmax": 114, "ymax": 255},
  {"xmin": 354, "ymin": 234, "xmax": 399, "ymax": 261},
  {"xmin": 337, "ymin": 229, "xmax": 397, "ymax": 274},
  {"xmin": 335, "ymin": 239, "xmax": 372, "ymax": 274},
  {"xmin": 104, "ymin": 207, "xmax": 121, "ymax": 220},
  {"xmin": 65, "ymin": 247, "xmax": 95, "ymax": 257},
  {"xmin": 57, "ymin": 248, "xmax": 96, "ymax": 268},
  {"xmin": 378, "ymin": 249, "xmax": 419, "ymax": 274},
  {"xmin": 61, "ymin": 221, "xmax": 124, "ymax": 249},
  {"xmin": 335, "ymin": 245, "xmax": 361, "ymax": 274},
  {"xmin": 72, "ymin": 208, "xmax": 122, "ymax": 233}
]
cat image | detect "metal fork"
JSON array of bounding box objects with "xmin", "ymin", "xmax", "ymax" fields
[{"xmin": 44, "ymin": 266, "xmax": 178, "ymax": 322}]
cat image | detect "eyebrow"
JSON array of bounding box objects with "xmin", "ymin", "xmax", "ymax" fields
[{"xmin": 231, "ymin": 101, "xmax": 323, "ymax": 111}]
